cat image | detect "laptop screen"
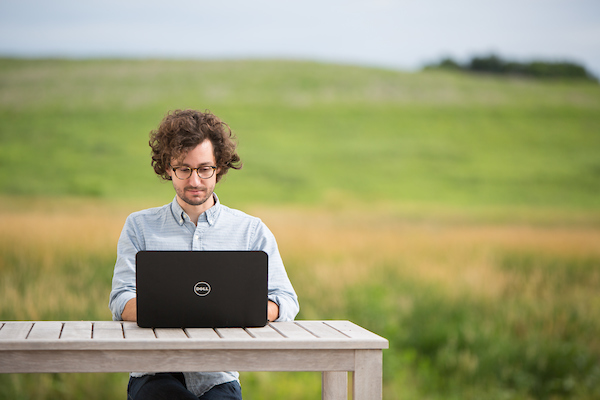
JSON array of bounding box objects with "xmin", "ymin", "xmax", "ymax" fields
[{"xmin": 136, "ymin": 250, "xmax": 268, "ymax": 328}]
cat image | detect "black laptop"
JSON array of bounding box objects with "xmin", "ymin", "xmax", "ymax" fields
[{"xmin": 135, "ymin": 250, "xmax": 268, "ymax": 328}]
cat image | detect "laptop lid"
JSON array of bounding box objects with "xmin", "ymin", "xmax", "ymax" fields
[{"xmin": 136, "ymin": 250, "xmax": 268, "ymax": 328}]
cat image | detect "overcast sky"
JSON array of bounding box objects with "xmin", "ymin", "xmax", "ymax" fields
[{"xmin": 1, "ymin": 0, "xmax": 599, "ymax": 76}]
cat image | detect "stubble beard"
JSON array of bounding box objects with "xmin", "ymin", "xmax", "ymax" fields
[{"xmin": 177, "ymin": 186, "xmax": 214, "ymax": 207}]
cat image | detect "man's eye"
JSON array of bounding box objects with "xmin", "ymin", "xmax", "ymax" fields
[{"xmin": 178, "ymin": 167, "xmax": 192, "ymax": 172}]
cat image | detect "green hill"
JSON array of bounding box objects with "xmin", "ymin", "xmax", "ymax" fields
[{"xmin": 1, "ymin": 58, "xmax": 599, "ymax": 213}]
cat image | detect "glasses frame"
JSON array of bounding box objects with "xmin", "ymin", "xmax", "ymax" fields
[{"xmin": 171, "ymin": 165, "xmax": 217, "ymax": 180}]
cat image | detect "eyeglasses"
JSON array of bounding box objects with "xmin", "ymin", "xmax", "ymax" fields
[{"xmin": 171, "ymin": 165, "xmax": 217, "ymax": 180}]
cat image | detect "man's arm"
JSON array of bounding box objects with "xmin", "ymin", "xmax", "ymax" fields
[
  {"xmin": 121, "ymin": 298, "xmax": 137, "ymax": 321},
  {"xmin": 267, "ymin": 300, "xmax": 279, "ymax": 322},
  {"xmin": 109, "ymin": 214, "xmax": 141, "ymax": 321}
]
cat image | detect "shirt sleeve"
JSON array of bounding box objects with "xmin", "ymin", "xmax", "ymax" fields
[
  {"xmin": 109, "ymin": 214, "xmax": 141, "ymax": 321},
  {"xmin": 251, "ymin": 221, "xmax": 300, "ymax": 322}
]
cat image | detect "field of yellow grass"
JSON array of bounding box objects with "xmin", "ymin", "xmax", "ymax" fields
[{"xmin": 3, "ymin": 198, "xmax": 598, "ymax": 319}]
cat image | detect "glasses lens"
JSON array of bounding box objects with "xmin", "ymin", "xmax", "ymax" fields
[
  {"xmin": 198, "ymin": 166, "xmax": 215, "ymax": 179},
  {"xmin": 174, "ymin": 167, "xmax": 192, "ymax": 179}
]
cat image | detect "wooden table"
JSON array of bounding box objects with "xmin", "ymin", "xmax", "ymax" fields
[{"xmin": 0, "ymin": 320, "xmax": 388, "ymax": 399}]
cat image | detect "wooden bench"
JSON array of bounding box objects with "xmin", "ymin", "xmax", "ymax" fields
[{"xmin": 0, "ymin": 320, "xmax": 388, "ymax": 399}]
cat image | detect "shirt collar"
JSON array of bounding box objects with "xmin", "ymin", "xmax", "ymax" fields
[
  {"xmin": 170, "ymin": 194, "xmax": 221, "ymax": 226},
  {"xmin": 205, "ymin": 193, "xmax": 220, "ymax": 225}
]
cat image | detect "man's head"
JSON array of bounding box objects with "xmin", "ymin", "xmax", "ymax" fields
[{"xmin": 149, "ymin": 109, "xmax": 242, "ymax": 183}]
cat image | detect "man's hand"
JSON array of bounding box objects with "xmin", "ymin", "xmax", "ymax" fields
[
  {"xmin": 121, "ymin": 298, "xmax": 137, "ymax": 321},
  {"xmin": 267, "ymin": 300, "xmax": 279, "ymax": 322}
]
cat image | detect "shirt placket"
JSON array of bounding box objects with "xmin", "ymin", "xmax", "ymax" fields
[{"xmin": 192, "ymin": 222, "xmax": 208, "ymax": 250}]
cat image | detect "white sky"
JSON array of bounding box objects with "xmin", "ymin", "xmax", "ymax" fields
[{"xmin": 1, "ymin": 0, "xmax": 599, "ymax": 76}]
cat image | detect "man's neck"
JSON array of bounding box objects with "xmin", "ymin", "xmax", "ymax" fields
[{"xmin": 176, "ymin": 195, "xmax": 215, "ymax": 225}]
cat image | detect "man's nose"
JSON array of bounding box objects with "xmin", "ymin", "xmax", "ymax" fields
[{"xmin": 188, "ymin": 170, "xmax": 202, "ymax": 185}]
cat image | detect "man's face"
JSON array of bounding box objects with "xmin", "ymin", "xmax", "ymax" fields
[{"xmin": 167, "ymin": 139, "xmax": 219, "ymax": 209}]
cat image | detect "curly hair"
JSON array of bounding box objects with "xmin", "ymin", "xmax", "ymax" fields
[{"xmin": 149, "ymin": 109, "xmax": 242, "ymax": 182}]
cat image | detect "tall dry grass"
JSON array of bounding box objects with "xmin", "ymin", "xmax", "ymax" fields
[
  {"xmin": 0, "ymin": 198, "xmax": 131, "ymax": 321},
  {"xmin": 2, "ymin": 198, "xmax": 599, "ymax": 326},
  {"xmin": 255, "ymin": 206, "xmax": 600, "ymax": 300}
]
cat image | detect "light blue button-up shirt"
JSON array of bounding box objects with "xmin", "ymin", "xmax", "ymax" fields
[{"xmin": 109, "ymin": 194, "xmax": 299, "ymax": 396}]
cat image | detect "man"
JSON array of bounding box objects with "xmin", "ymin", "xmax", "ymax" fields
[{"xmin": 109, "ymin": 109, "xmax": 299, "ymax": 400}]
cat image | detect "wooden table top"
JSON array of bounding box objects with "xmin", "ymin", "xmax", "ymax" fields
[{"xmin": 0, "ymin": 320, "xmax": 389, "ymax": 351}]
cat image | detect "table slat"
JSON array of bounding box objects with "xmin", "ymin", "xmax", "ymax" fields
[
  {"xmin": 215, "ymin": 328, "xmax": 253, "ymax": 340},
  {"xmin": 154, "ymin": 328, "xmax": 188, "ymax": 340},
  {"xmin": 270, "ymin": 321, "xmax": 318, "ymax": 339},
  {"xmin": 0, "ymin": 322, "xmax": 33, "ymax": 340},
  {"xmin": 28, "ymin": 321, "xmax": 63, "ymax": 340},
  {"xmin": 325, "ymin": 320, "xmax": 385, "ymax": 341},
  {"xmin": 296, "ymin": 321, "xmax": 349, "ymax": 339},
  {"xmin": 184, "ymin": 328, "xmax": 220, "ymax": 340},
  {"xmin": 123, "ymin": 322, "xmax": 157, "ymax": 340},
  {"xmin": 61, "ymin": 322, "xmax": 92, "ymax": 340},
  {"xmin": 93, "ymin": 322, "xmax": 124, "ymax": 340},
  {"xmin": 246, "ymin": 324, "xmax": 284, "ymax": 340}
]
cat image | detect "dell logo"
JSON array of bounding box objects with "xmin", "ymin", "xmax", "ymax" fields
[{"xmin": 194, "ymin": 282, "xmax": 211, "ymax": 296}]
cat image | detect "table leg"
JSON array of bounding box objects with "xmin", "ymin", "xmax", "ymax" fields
[
  {"xmin": 322, "ymin": 371, "xmax": 348, "ymax": 400},
  {"xmin": 353, "ymin": 350, "xmax": 382, "ymax": 400}
]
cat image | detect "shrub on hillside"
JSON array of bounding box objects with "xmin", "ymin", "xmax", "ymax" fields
[{"xmin": 425, "ymin": 54, "xmax": 598, "ymax": 82}]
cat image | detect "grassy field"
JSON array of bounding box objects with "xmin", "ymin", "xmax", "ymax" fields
[
  {"xmin": 1, "ymin": 58, "xmax": 599, "ymax": 210},
  {"xmin": 0, "ymin": 58, "xmax": 599, "ymax": 399}
]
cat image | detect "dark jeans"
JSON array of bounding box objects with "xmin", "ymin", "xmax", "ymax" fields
[{"xmin": 127, "ymin": 373, "xmax": 242, "ymax": 400}]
